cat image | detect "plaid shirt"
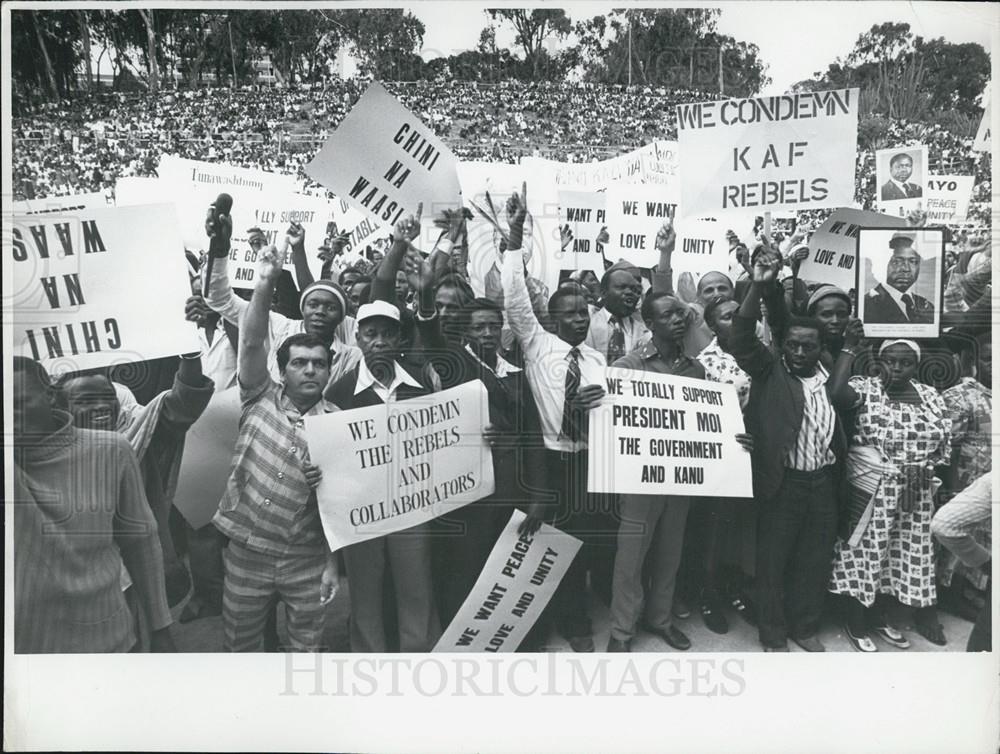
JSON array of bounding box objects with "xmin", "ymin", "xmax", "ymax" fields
[{"xmin": 213, "ymin": 379, "xmax": 339, "ymax": 557}]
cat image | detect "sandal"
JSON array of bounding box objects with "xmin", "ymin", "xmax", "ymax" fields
[
  {"xmin": 872, "ymin": 624, "xmax": 910, "ymax": 649},
  {"xmin": 844, "ymin": 623, "xmax": 878, "ymax": 653},
  {"xmin": 731, "ymin": 595, "xmax": 756, "ymax": 626},
  {"xmin": 915, "ymin": 619, "xmax": 947, "ymax": 646}
]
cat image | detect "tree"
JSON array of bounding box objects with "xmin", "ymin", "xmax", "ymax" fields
[
  {"xmin": 805, "ymin": 23, "xmax": 990, "ymax": 119},
  {"xmin": 575, "ymin": 9, "xmax": 768, "ymax": 95},
  {"xmin": 137, "ymin": 9, "xmax": 159, "ymax": 92},
  {"xmin": 31, "ymin": 11, "xmax": 61, "ymax": 99},
  {"xmin": 487, "ymin": 9, "xmax": 572, "ymax": 79}
]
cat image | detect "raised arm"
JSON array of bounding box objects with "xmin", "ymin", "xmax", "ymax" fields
[
  {"xmin": 203, "ymin": 200, "xmax": 250, "ymax": 327},
  {"xmin": 372, "ymin": 204, "xmax": 422, "ymax": 304},
  {"xmin": 288, "ymin": 222, "xmax": 316, "ymax": 290},
  {"xmin": 828, "ymin": 317, "xmax": 864, "ymax": 411},
  {"xmin": 239, "ymin": 240, "xmax": 287, "ymax": 394},
  {"xmin": 501, "ymin": 183, "xmax": 545, "ymax": 349},
  {"xmin": 729, "ymin": 251, "xmax": 780, "ymax": 379},
  {"xmin": 651, "ymin": 219, "xmax": 675, "ymax": 294}
]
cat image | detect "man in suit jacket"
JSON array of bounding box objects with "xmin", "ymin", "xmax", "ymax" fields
[
  {"xmin": 864, "ymin": 233, "xmax": 936, "ymax": 325},
  {"xmin": 880, "ymin": 152, "xmax": 923, "ymax": 200},
  {"xmin": 728, "ymin": 251, "xmax": 849, "ymax": 652}
]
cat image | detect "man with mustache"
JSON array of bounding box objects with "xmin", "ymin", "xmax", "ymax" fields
[{"xmin": 213, "ymin": 238, "xmax": 340, "ymax": 651}]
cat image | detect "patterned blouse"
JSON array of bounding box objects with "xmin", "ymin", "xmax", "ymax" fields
[
  {"xmin": 941, "ymin": 377, "xmax": 992, "ymax": 490},
  {"xmin": 697, "ymin": 336, "xmax": 751, "ymax": 411}
]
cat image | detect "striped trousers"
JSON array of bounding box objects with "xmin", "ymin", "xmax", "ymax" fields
[{"xmin": 222, "ymin": 540, "xmax": 328, "ymax": 652}]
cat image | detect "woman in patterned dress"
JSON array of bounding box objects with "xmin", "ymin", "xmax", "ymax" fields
[{"xmin": 827, "ymin": 328, "xmax": 952, "ymax": 652}]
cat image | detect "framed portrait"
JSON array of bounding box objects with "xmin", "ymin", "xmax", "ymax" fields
[
  {"xmin": 875, "ymin": 145, "xmax": 928, "ymax": 218},
  {"xmin": 855, "ymin": 226, "xmax": 944, "ymax": 339}
]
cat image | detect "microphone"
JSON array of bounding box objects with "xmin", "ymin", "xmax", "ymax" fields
[{"xmin": 203, "ymin": 192, "xmax": 234, "ymax": 298}]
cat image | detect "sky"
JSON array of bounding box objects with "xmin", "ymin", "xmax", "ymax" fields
[{"xmin": 409, "ymin": 1, "xmax": 998, "ymax": 92}]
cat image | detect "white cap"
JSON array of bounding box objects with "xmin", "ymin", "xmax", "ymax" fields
[{"xmin": 356, "ymin": 300, "xmax": 400, "ymax": 324}]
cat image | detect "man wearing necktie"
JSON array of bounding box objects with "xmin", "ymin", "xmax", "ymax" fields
[
  {"xmin": 502, "ymin": 184, "xmax": 608, "ymax": 653},
  {"xmin": 880, "ymin": 152, "xmax": 923, "ymax": 201},
  {"xmin": 585, "ymin": 261, "xmax": 647, "ymax": 364},
  {"xmin": 863, "ymin": 232, "xmax": 936, "ymax": 325}
]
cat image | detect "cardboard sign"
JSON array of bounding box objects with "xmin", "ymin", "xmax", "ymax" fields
[
  {"xmin": 875, "ymin": 145, "xmax": 928, "ymax": 219},
  {"xmin": 305, "ymin": 381, "xmax": 495, "ymax": 551},
  {"xmin": 676, "ymin": 88, "xmax": 859, "ymax": 216},
  {"xmin": 456, "ymin": 160, "xmax": 561, "ymax": 301},
  {"xmin": 523, "ymin": 140, "xmax": 680, "ymax": 189},
  {"xmin": 924, "ymin": 175, "xmax": 974, "ymax": 224},
  {"xmin": 588, "ymin": 368, "xmax": 752, "ymax": 498},
  {"xmin": 857, "ymin": 227, "xmax": 944, "ymax": 339},
  {"xmin": 115, "ymin": 177, "xmax": 373, "ymax": 287},
  {"xmin": 557, "ymin": 190, "xmax": 607, "ymax": 273},
  {"xmin": 9, "ymin": 204, "xmax": 200, "ymax": 373},
  {"xmin": 800, "ymin": 208, "xmax": 900, "ymax": 290},
  {"xmin": 306, "ymin": 81, "xmax": 461, "ymax": 230},
  {"xmin": 13, "ymin": 192, "xmax": 112, "ymax": 216},
  {"xmin": 173, "ymin": 387, "xmax": 241, "ymax": 530},
  {"xmin": 604, "ymin": 184, "xmax": 680, "ymax": 267},
  {"xmin": 672, "ymin": 217, "xmax": 739, "ymax": 276},
  {"xmin": 156, "ymin": 155, "xmax": 298, "ymax": 196},
  {"xmin": 974, "ymin": 86, "xmax": 991, "ymax": 152},
  {"xmin": 434, "ymin": 510, "xmax": 582, "ymax": 653}
]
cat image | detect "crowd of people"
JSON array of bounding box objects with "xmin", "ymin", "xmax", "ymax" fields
[
  {"xmin": 13, "ymin": 146, "xmax": 992, "ymax": 653},
  {"xmin": 12, "ymin": 77, "xmax": 992, "ymax": 230}
]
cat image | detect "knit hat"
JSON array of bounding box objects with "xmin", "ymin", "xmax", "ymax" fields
[
  {"xmin": 806, "ymin": 284, "xmax": 852, "ymax": 314},
  {"xmin": 299, "ymin": 280, "xmax": 348, "ymax": 317}
]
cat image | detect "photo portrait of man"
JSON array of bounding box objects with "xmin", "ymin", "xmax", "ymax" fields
[
  {"xmin": 863, "ymin": 232, "xmax": 936, "ymax": 324},
  {"xmin": 880, "ymin": 152, "xmax": 923, "ymax": 200}
]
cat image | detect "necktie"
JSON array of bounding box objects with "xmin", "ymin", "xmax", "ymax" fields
[
  {"xmin": 607, "ymin": 317, "xmax": 626, "ymax": 365},
  {"xmin": 901, "ymin": 293, "xmax": 916, "ymax": 321},
  {"xmin": 561, "ymin": 347, "xmax": 582, "ymax": 442},
  {"xmin": 905, "ymin": 183, "xmax": 916, "ymax": 198}
]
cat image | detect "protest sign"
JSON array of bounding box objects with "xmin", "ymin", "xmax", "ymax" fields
[
  {"xmin": 13, "ymin": 191, "xmax": 112, "ymax": 216},
  {"xmin": 588, "ymin": 368, "xmax": 752, "ymax": 498},
  {"xmin": 304, "ymin": 381, "xmax": 495, "ymax": 551},
  {"xmin": 924, "ymin": 175, "xmax": 974, "ymax": 224},
  {"xmin": 306, "ymin": 81, "xmax": 461, "ymax": 237},
  {"xmin": 115, "ymin": 176, "xmax": 372, "ymax": 287},
  {"xmin": 672, "ymin": 217, "xmax": 740, "ymax": 277},
  {"xmin": 557, "ymin": 190, "xmax": 607, "ymax": 273},
  {"xmin": 524, "ymin": 140, "xmax": 680, "ymax": 189},
  {"xmin": 156, "ymin": 155, "xmax": 298, "ymax": 196},
  {"xmin": 173, "ymin": 387, "xmax": 241, "ymax": 530},
  {"xmin": 857, "ymin": 227, "xmax": 943, "ymax": 339},
  {"xmin": 434, "ymin": 510, "xmax": 582, "ymax": 653},
  {"xmin": 800, "ymin": 208, "xmax": 899, "ymax": 290},
  {"xmin": 676, "ymin": 88, "xmax": 859, "ymax": 216},
  {"xmin": 603, "ymin": 183, "xmax": 680, "ymax": 267},
  {"xmin": 9, "ymin": 203, "xmax": 199, "ymax": 373},
  {"xmin": 973, "ymin": 86, "xmax": 991, "ymax": 152},
  {"xmin": 875, "ymin": 145, "xmax": 928, "ymax": 219},
  {"xmin": 457, "ymin": 160, "xmax": 561, "ymax": 300}
]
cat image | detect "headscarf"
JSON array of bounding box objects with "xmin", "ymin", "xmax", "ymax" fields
[
  {"xmin": 806, "ymin": 284, "xmax": 852, "ymax": 315},
  {"xmin": 878, "ymin": 339, "xmax": 921, "ymax": 361}
]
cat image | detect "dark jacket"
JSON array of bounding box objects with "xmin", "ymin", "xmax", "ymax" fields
[
  {"xmin": 727, "ymin": 312, "xmax": 847, "ymax": 501},
  {"xmin": 325, "ymin": 356, "xmax": 435, "ymax": 410},
  {"xmin": 880, "ymin": 180, "xmax": 922, "ymax": 200},
  {"xmin": 863, "ymin": 283, "xmax": 935, "ymax": 325}
]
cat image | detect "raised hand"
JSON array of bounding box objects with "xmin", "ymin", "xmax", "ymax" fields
[
  {"xmin": 843, "ymin": 317, "xmax": 866, "ymax": 349},
  {"xmin": 286, "ymin": 221, "xmax": 306, "ymax": 250},
  {"xmin": 206, "ymin": 204, "xmax": 233, "ymax": 258},
  {"xmin": 257, "ymin": 243, "xmax": 285, "ymax": 283},
  {"xmin": 505, "ymin": 182, "xmax": 528, "ymax": 250},
  {"xmin": 655, "ymin": 218, "xmax": 676, "ymax": 254},
  {"xmin": 751, "ymin": 248, "xmax": 781, "ymax": 285},
  {"xmin": 560, "ymin": 223, "xmax": 574, "ymax": 253},
  {"xmin": 184, "ymin": 294, "xmax": 212, "ymax": 325},
  {"xmin": 394, "ymin": 203, "xmax": 423, "ymax": 243}
]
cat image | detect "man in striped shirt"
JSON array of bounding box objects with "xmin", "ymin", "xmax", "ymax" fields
[
  {"xmin": 213, "ymin": 239, "xmax": 340, "ymax": 652},
  {"xmin": 728, "ymin": 250, "xmax": 846, "ymax": 653}
]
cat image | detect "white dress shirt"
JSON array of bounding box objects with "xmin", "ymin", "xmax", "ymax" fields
[
  {"xmin": 354, "ymin": 359, "xmax": 424, "ymax": 403},
  {"xmin": 501, "ymin": 249, "xmax": 605, "ymax": 452},
  {"xmin": 196, "ymin": 319, "xmax": 238, "ymax": 391},
  {"xmin": 881, "ymin": 281, "xmax": 915, "ymax": 319},
  {"xmin": 584, "ymin": 306, "xmax": 650, "ymax": 360}
]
